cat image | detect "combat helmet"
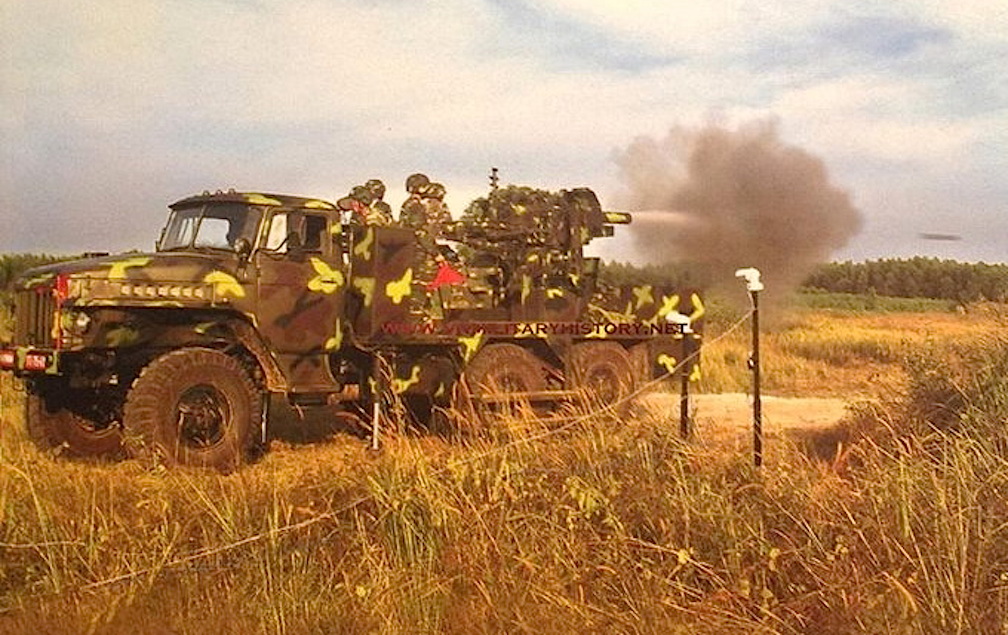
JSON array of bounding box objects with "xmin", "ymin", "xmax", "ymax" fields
[
  {"xmin": 350, "ymin": 185, "xmax": 374, "ymax": 205},
  {"xmin": 426, "ymin": 182, "xmax": 446, "ymax": 200},
  {"xmin": 405, "ymin": 173, "xmax": 430, "ymax": 194},
  {"xmin": 364, "ymin": 179, "xmax": 386, "ymax": 200}
]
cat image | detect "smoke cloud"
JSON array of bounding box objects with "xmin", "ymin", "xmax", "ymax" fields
[{"xmin": 614, "ymin": 119, "xmax": 863, "ymax": 299}]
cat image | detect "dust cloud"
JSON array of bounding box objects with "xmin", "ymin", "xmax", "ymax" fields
[{"xmin": 614, "ymin": 119, "xmax": 863, "ymax": 299}]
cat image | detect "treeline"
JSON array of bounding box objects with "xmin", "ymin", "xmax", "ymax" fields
[
  {"xmin": 0, "ymin": 254, "xmax": 69, "ymax": 289},
  {"xmin": 599, "ymin": 261, "xmax": 709, "ymax": 290},
  {"xmin": 601, "ymin": 258, "xmax": 1008, "ymax": 303},
  {"xmin": 804, "ymin": 258, "xmax": 1008, "ymax": 303}
]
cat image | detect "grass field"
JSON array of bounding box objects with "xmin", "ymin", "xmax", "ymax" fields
[
  {"xmin": 699, "ymin": 294, "xmax": 1006, "ymax": 397},
  {"xmin": 2, "ymin": 294, "xmax": 1008, "ymax": 633}
]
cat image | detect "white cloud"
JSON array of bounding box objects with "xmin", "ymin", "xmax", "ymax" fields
[
  {"xmin": 1, "ymin": 0, "xmax": 1006, "ymax": 258},
  {"xmin": 533, "ymin": 0, "xmax": 829, "ymax": 56},
  {"xmin": 908, "ymin": 0, "xmax": 1008, "ymax": 39},
  {"xmin": 769, "ymin": 75, "xmax": 979, "ymax": 163}
]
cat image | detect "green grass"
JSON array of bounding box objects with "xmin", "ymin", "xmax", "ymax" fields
[{"xmin": 792, "ymin": 290, "xmax": 958, "ymax": 313}]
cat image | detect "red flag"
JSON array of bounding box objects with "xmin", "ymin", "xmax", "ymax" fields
[{"xmin": 427, "ymin": 261, "xmax": 465, "ymax": 290}]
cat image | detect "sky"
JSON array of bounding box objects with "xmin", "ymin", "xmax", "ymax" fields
[{"xmin": 2, "ymin": 0, "xmax": 1006, "ymax": 265}]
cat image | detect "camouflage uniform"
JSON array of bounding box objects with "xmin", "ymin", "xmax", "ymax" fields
[
  {"xmin": 399, "ymin": 174, "xmax": 452, "ymax": 318},
  {"xmin": 399, "ymin": 173, "xmax": 430, "ymax": 230},
  {"xmin": 407, "ymin": 179, "xmax": 456, "ymax": 284},
  {"xmin": 419, "ymin": 182, "xmax": 452, "ymax": 238},
  {"xmin": 363, "ymin": 179, "xmax": 393, "ymax": 226}
]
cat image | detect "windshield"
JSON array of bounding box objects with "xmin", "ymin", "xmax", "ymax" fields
[{"xmin": 159, "ymin": 203, "xmax": 263, "ymax": 251}]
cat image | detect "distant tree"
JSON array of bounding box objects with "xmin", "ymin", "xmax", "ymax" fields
[
  {"xmin": 803, "ymin": 258, "xmax": 1008, "ymax": 302},
  {"xmin": 0, "ymin": 254, "xmax": 73, "ymax": 289}
]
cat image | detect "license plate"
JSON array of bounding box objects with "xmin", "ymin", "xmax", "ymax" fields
[{"xmin": 24, "ymin": 353, "xmax": 49, "ymax": 372}]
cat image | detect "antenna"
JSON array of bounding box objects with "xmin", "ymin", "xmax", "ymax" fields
[{"xmin": 489, "ymin": 167, "xmax": 499, "ymax": 191}]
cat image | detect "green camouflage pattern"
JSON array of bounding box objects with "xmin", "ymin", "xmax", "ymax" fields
[{"xmin": 2, "ymin": 185, "xmax": 702, "ymax": 403}]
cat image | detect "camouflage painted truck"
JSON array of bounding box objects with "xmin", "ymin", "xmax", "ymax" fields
[{"xmin": 0, "ymin": 185, "xmax": 703, "ymax": 470}]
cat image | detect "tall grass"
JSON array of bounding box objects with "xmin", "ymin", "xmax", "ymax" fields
[
  {"xmin": 2, "ymin": 303, "xmax": 1008, "ymax": 632},
  {"xmin": 697, "ymin": 299, "xmax": 1004, "ymax": 397},
  {"xmin": 2, "ymin": 384, "xmax": 1008, "ymax": 632}
]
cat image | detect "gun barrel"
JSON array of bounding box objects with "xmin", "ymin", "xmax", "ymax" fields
[{"xmin": 604, "ymin": 211, "xmax": 632, "ymax": 225}]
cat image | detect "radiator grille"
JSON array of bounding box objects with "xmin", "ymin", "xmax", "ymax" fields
[{"xmin": 13, "ymin": 288, "xmax": 56, "ymax": 348}]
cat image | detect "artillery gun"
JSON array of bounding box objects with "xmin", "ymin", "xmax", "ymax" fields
[{"xmin": 0, "ymin": 181, "xmax": 702, "ymax": 470}]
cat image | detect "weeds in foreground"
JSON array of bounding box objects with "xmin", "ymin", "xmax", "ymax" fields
[
  {"xmin": 3, "ymin": 308, "xmax": 1008, "ymax": 632},
  {"xmin": 4, "ymin": 365, "xmax": 1008, "ymax": 633}
]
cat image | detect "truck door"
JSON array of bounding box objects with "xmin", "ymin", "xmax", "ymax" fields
[{"xmin": 255, "ymin": 209, "xmax": 345, "ymax": 392}]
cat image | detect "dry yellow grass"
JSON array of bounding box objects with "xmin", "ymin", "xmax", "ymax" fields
[
  {"xmin": 1, "ymin": 304, "xmax": 1008, "ymax": 633},
  {"xmin": 698, "ymin": 303, "xmax": 1006, "ymax": 397}
]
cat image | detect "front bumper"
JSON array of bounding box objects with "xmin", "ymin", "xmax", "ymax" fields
[{"xmin": 0, "ymin": 346, "xmax": 60, "ymax": 375}]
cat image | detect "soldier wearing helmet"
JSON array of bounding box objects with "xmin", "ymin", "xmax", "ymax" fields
[
  {"xmin": 340, "ymin": 182, "xmax": 394, "ymax": 227},
  {"xmin": 363, "ymin": 179, "xmax": 393, "ymax": 226},
  {"xmin": 399, "ymin": 174, "xmax": 462, "ymax": 317},
  {"xmin": 399, "ymin": 173, "xmax": 430, "ymax": 228},
  {"xmin": 419, "ymin": 182, "xmax": 452, "ymax": 238},
  {"xmin": 337, "ymin": 185, "xmax": 374, "ymax": 227}
]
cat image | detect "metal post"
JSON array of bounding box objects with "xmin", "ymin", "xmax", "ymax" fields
[
  {"xmin": 665, "ymin": 313, "xmax": 694, "ymax": 439},
  {"xmin": 370, "ymin": 353, "xmax": 385, "ymax": 451},
  {"xmin": 679, "ymin": 364, "xmax": 691, "ymax": 439},
  {"xmin": 736, "ymin": 268, "xmax": 764, "ymax": 468},
  {"xmin": 371, "ymin": 395, "xmax": 381, "ymax": 451},
  {"xmin": 751, "ymin": 289, "xmax": 762, "ymax": 467}
]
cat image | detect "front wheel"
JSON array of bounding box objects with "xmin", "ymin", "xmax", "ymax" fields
[
  {"xmin": 25, "ymin": 383, "xmax": 124, "ymax": 459},
  {"xmin": 122, "ymin": 348, "xmax": 261, "ymax": 471}
]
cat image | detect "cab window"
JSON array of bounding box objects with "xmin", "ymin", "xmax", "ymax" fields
[
  {"xmin": 303, "ymin": 215, "xmax": 327, "ymax": 251},
  {"xmin": 264, "ymin": 213, "xmax": 289, "ymax": 251},
  {"xmin": 262, "ymin": 212, "xmax": 329, "ymax": 254}
]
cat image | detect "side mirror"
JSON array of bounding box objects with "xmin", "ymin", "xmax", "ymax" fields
[{"xmin": 234, "ymin": 237, "xmax": 252, "ymax": 262}]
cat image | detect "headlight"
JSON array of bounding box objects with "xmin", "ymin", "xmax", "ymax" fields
[
  {"xmin": 62, "ymin": 311, "xmax": 92, "ymax": 336},
  {"xmin": 74, "ymin": 312, "xmax": 92, "ymax": 332}
]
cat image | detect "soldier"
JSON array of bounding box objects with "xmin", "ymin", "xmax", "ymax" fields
[
  {"xmin": 399, "ymin": 173, "xmax": 430, "ymax": 229},
  {"xmin": 401, "ymin": 174, "xmax": 438, "ymax": 285},
  {"xmin": 363, "ymin": 179, "xmax": 393, "ymax": 226},
  {"xmin": 399, "ymin": 174, "xmax": 464, "ymax": 318},
  {"xmin": 419, "ymin": 181, "xmax": 453, "ymax": 239},
  {"xmin": 337, "ymin": 185, "xmax": 373, "ymax": 227}
]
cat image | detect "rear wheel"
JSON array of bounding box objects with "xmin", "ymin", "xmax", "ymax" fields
[
  {"xmin": 25, "ymin": 383, "xmax": 124, "ymax": 458},
  {"xmin": 569, "ymin": 342, "xmax": 636, "ymax": 413},
  {"xmin": 123, "ymin": 348, "xmax": 261, "ymax": 471},
  {"xmin": 460, "ymin": 343, "xmax": 549, "ymax": 424}
]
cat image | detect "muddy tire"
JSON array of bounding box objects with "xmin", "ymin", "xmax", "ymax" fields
[
  {"xmin": 460, "ymin": 343, "xmax": 549, "ymax": 423},
  {"xmin": 466, "ymin": 343, "xmax": 548, "ymax": 394},
  {"xmin": 122, "ymin": 348, "xmax": 261, "ymax": 471},
  {"xmin": 25, "ymin": 386, "xmax": 124, "ymax": 459},
  {"xmin": 569, "ymin": 342, "xmax": 636, "ymax": 410}
]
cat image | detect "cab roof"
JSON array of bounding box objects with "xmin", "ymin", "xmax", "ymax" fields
[{"xmin": 170, "ymin": 190, "xmax": 337, "ymax": 211}]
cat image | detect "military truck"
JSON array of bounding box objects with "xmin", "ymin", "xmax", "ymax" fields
[{"xmin": 0, "ymin": 184, "xmax": 702, "ymax": 470}]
